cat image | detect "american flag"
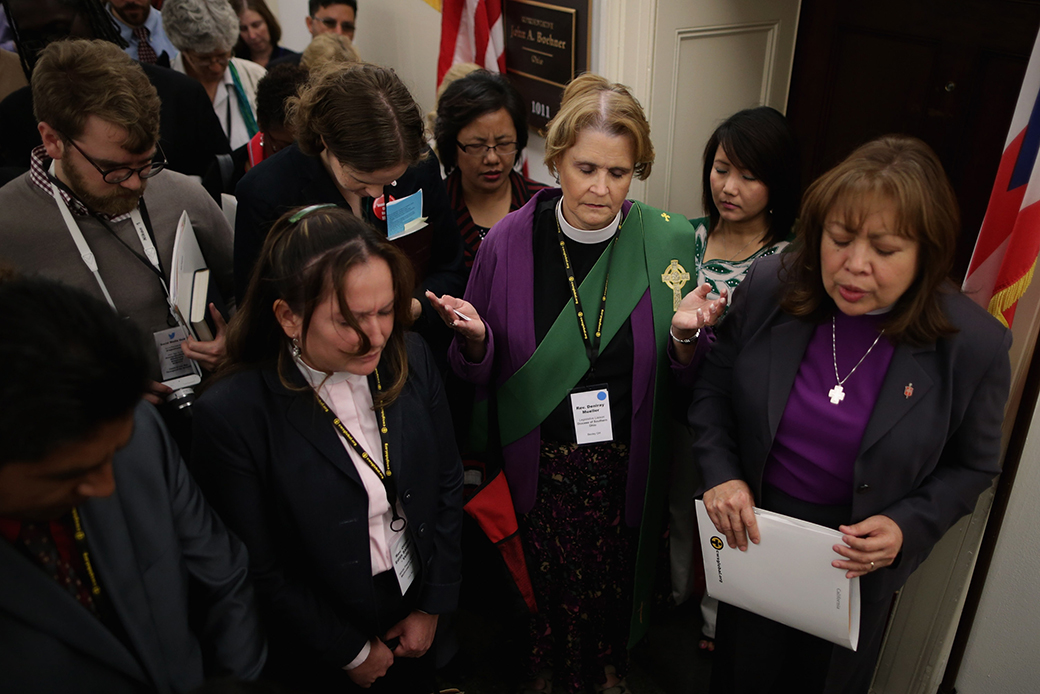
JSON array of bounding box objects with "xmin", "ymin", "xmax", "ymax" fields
[{"xmin": 437, "ymin": 0, "xmax": 506, "ymax": 87}]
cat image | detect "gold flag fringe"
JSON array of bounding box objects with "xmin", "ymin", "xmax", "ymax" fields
[{"xmin": 987, "ymin": 260, "xmax": 1037, "ymax": 328}]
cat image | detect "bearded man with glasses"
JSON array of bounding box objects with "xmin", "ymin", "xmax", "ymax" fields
[{"xmin": 0, "ymin": 39, "xmax": 235, "ymax": 421}]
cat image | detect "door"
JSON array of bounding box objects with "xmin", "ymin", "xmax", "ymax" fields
[
  {"xmin": 642, "ymin": 0, "xmax": 803, "ymax": 219},
  {"xmin": 786, "ymin": 0, "xmax": 1040, "ymax": 278}
]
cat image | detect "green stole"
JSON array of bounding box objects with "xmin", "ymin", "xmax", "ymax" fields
[{"xmin": 470, "ymin": 202, "xmax": 698, "ymax": 647}]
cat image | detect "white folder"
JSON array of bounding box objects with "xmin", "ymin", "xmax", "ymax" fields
[{"xmin": 695, "ymin": 499, "xmax": 861, "ymax": 650}]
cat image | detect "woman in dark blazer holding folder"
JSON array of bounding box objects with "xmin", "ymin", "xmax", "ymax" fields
[
  {"xmin": 191, "ymin": 205, "xmax": 464, "ymax": 693},
  {"xmin": 691, "ymin": 136, "xmax": 1012, "ymax": 694}
]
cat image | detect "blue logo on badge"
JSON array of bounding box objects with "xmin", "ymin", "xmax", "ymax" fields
[
  {"xmin": 169, "ymin": 332, "xmax": 176, "ymax": 339},
  {"xmin": 597, "ymin": 391, "xmax": 607, "ymax": 400}
]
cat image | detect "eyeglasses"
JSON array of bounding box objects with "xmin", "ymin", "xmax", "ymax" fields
[
  {"xmin": 313, "ymin": 16, "xmax": 356, "ymax": 34},
  {"xmin": 64, "ymin": 137, "xmax": 167, "ymax": 184},
  {"xmin": 184, "ymin": 50, "xmax": 233, "ymax": 67},
  {"xmin": 456, "ymin": 141, "xmax": 519, "ymax": 157}
]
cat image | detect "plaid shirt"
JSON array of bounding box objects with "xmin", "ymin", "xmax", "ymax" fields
[{"xmin": 29, "ymin": 145, "xmax": 134, "ymax": 222}]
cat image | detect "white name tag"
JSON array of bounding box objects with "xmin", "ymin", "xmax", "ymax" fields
[
  {"xmin": 153, "ymin": 326, "xmax": 198, "ymax": 381},
  {"xmin": 570, "ymin": 386, "xmax": 614, "ymax": 445},
  {"xmin": 391, "ymin": 529, "xmax": 418, "ymax": 595}
]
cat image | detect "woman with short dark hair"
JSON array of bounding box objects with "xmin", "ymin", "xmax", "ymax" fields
[
  {"xmin": 694, "ymin": 106, "xmax": 801, "ymax": 299},
  {"xmin": 433, "ymin": 70, "xmax": 545, "ymax": 268},
  {"xmin": 693, "ymin": 135, "xmax": 1012, "ymax": 693}
]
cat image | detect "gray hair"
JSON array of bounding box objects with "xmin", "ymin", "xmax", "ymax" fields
[{"xmin": 162, "ymin": 0, "xmax": 240, "ymax": 54}]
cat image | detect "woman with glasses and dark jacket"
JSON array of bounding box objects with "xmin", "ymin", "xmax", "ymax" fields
[{"xmin": 433, "ymin": 70, "xmax": 547, "ymax": 269}]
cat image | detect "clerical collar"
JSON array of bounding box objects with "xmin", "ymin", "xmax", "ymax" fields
[
  {"xmin": 555, "ymin": 198, "xmax": 621, "ymax": 244},
  {"xmin": 294, "ymin": 355, "xmax": 365, "ymax": 389}
]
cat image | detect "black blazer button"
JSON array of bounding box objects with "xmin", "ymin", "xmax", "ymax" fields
[
  {"xmin": 403, "ymin": 489, "xmax": 413, "ymax": 502},
  {"xmin": 418, "ymin": 523, "xmax": 427, "ymax": 537},
  {"xmin": 857, "ymin": 484, "xmax": 871, "ymax": 494}
]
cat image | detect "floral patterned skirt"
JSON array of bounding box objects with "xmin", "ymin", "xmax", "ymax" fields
[{"xmin": 520, "ymin": 441, "xmax": 638, "ymax": 694}]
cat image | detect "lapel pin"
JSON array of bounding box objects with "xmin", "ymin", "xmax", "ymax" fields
[{"xmin": 904, "ymin": 383, "xmax": 914, "ymax": 399}]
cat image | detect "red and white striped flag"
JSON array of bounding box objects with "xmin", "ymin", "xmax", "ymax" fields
[
  {"xmin": 437, "ymin": 0, "xmax": 506, "ymax": 87},
  {"xmin": 964, "ymin": 29, "xmax": 1040, "ymax": 327}
]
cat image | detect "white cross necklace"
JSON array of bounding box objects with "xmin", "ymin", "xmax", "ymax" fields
[{"xmin": 829, "ymin": 316, "xmax": 884, "ymax": 405}]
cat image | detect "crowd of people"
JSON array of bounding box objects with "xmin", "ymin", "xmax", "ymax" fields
[{"xmin": 0, "ymin": 2, "xmax": 1014, "ymax": 694}]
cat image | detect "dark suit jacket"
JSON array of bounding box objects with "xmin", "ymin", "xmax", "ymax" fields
[
  {"xmin": 232, "ymin": 144, "xmax": 467, "ymax": 325},
  {"xmin": 190, "ymin": 334, "xmax": 464, "ymax": 674},
  {"xmin": 0, "ymin": 403, "xmax": 266, "ymax": 693},
  {"xmin": 0, "ymin": 63, "xmax": 229, "ymax": 177},
  {"xmin": 690, "ymin": 254, "xmax": 1012, "ymax": 601}
]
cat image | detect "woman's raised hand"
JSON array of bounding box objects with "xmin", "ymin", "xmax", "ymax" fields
[
  {"xmin": 672, "ymin": 283, "xmax": 727, "ymax": 337},
  {"xmin": 703, "ymin": 479, "xmax": 760, "ymax": 551},
  {"xmin": 425, "ymin": 290, "xmax": 488, "ymax": 362}
]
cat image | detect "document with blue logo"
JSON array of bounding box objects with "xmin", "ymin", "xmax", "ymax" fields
[
  {"xmin": 695, "ymin": 500, "xmax": 861, "ymax": 650},
  {"xmin": 386, "ymin": 190, "xmax": 427, "ymax": 239}
]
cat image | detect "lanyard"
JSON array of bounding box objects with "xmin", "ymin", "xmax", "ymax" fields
[
  {"xmin": 555, "ymin": 213, "xmax": 619, "ymax": 373},
  {"xmin": 314, "ymin": 369, "xmax": 406, "ymax": 532},
  {"xmin": 48, "ymin": 166, "xmax": 176, "ymax": 319},
  {"xmin": 70, "ymin": 508, "xmax": 102, "ymax": 598}
]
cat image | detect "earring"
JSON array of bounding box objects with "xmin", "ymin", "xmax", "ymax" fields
[{"xmin": 291, "ymin": 336, "xmax": 301, "ymax": 358}]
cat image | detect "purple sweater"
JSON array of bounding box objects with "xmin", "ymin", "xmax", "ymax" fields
[{"xmin": 764, "ymin": 311, "xmax": 895, "ymax": 505}]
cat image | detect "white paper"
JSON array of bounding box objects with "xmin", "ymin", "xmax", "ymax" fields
[
  {"xmin": 569, "ymin": 387, "xmax": 613, "ymax": 444},
  {"xmin": 695, "ymin": 500, "xmax": 861, "ymax": 650},
  {"xmin": 390, "ymin": 530, "xmax": 417, "ymax": 595},
  {"xmin": 169, "ymin": 211, "xmax": 210, "ymax": 340}
]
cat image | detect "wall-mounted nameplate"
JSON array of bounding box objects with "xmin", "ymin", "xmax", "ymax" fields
[{"xmin": 504, "ymin": 0, "xmax": 590, "ymax": 131}]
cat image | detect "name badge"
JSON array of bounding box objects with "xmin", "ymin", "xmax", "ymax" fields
[
  {"xmin": 569, "ymin": 385, "xmax": 613, "ymax": 445},
  {"xmin": 153, "ymin": 326, "xmax": 198, "ymax": 381},
  {"xmin": 390, "ymin": 528, "xmax": 418, "ymax": 595}
]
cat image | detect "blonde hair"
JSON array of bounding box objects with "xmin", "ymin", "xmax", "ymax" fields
[
  {"xmin": 300, "ymin": 33, "xmax": 361, "ymax": 71},
  {"xmin": 544, "ymin": 73, "xmax": 654, "ymax": 180}
]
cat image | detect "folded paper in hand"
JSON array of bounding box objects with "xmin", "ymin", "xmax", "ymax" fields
[
  {"xmin": 695, "ymin": 499, "xmax": 861, "ymax": 650},
  {"xmin": 386, "ymin": 189, "xmax": 427, "ymax": 239}
]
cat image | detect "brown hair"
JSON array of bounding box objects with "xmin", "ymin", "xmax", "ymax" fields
[
  {"xmin": 224, "ymin": 205, "xmax": 416, "ymax": 406},
  {"xmin": 288, "ymin": 62, "xmax": 425, "ymax": 172},
  {"xmin": 544, "ymin": 73, "xmax": 654, "ymax": 180},
  {"xmin": 780, "ymin": 135, "xmax": 959, "ymax": 345},
  {"xmin": 235, "ymin": 0, "xmax": 283, "ymax": 55},
  {"xmin": 31, "ymin": 39, "xmax": 160, "ymax": 154}
]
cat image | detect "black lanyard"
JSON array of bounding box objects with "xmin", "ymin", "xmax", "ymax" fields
[
  {"xmin": 314, "ymin": 369, "xmax": 406, "ymax": 532},
  {"xmin": 555, "ymin": 214, "xmax": 619, "ymax": 373}
]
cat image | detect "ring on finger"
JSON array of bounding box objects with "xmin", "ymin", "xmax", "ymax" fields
[{"xmin": 870, "ymin": 561, "xmax": 875, "ymax": 571}]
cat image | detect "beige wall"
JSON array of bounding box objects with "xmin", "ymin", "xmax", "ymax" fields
[{"xmin": 276, "ymin": 0, "xmax": 440, "ymax": 116}]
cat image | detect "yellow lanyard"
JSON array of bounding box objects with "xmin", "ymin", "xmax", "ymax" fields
[{"xmin": 314, "ymin": 369, "xmax": 405, "ymax": 531}]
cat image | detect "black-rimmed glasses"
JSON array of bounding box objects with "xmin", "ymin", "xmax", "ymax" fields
[
  {"xmin": 313, "ymin": 16, "xmax": 356, "ymax": 34},
  {"xmin": 456, "ymin": 141, "xmax": 519, "ymax": 157},
  {"xmin": 65, "ymin": 137, "xmax": 167, "ymax": 184}
]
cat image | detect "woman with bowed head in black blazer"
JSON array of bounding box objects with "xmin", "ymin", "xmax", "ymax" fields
[
  {"xmin": 190, "ymin": 205, "xmax": 464, "ymax": 693},
  {"xmin": 691, "ymin": 136, "xmax": 1012, "ymax": 693}
]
